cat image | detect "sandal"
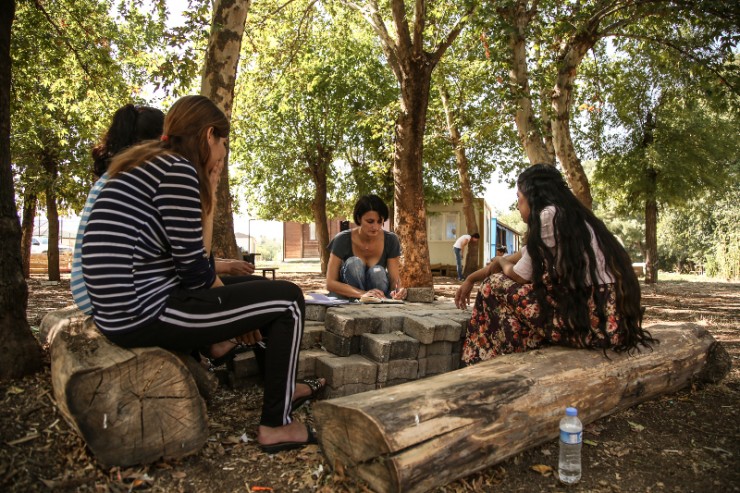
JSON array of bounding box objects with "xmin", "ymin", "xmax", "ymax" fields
[
  {"xmin": 259, "ymin": 424, "xmax": 318, "ymax": 454},
  {"xmin": 201, "ymin": 339, "xmax": 253, "ymax": 370},
  {"xmin": 292, "ymin": 378, "xmax": 325, "ymax": 413}
]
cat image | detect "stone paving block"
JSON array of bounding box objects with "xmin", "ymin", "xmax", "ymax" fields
[
  {"xmin": 402, "ymin": 314, "xmax": 438, "ymax": 344},
  {"xmin": 324, "ymin": 382, "xmax": 376, "ymax": 399},
  {"xmin": 321, "ymin": 331, "xmax": 360, "ymax": 357},
  {"xmin": 232, "ymin": 350, "xmax": 260, "ymax": 379},
  {"xmin": 302, "ymin": 321, "xmax": 325, "ymax": 349},
  {"xmin": 450, "ymin": 353, "xmax": 462, "ymax": 371},
  {"xmin": 452, "ymin": 340, "xmax": 463, "ymax": 354},
  {"xmin": 361, "ymin": 333, "xmax": 420, "ymax": 362},
  {"xmin": 376, "ymin": 359, "xmax": 419, "ymax": 384},
  {"xmin": 418, "ymin": 341, "xmax": 453, "ymax": 359},
  {"xmin": 417, "ymin": 354, "xmax": 454, "ymax": 378},
  {"xmin": 377, "ymin": 378, "xmax": 413, "ymax": 389},
  {"xmin": 305, "ymin": 304, "xmax": 328, "ymax": 322},
  {"xmin": 406, "ymin": 287, "xmax": 435, "ymax": 303},
  {"xmin": 316, "ymin": 354, "xmax": 378, "ymax": 388},
  {"xmin": 297, "ymin": 349, "xmax": 329, "ymax": 380},
  {"xmin": 326, "ymin": 308, "xmax": 384, "ymax": 337},
  {"xmin": 436, "ymin": 320, "xmax": 464, "ymax": 342}
]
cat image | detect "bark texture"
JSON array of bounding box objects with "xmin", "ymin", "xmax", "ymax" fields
[
  {"xmin": 42, "ymin": 148, "xmax": 60, "ymax": 281},
  {"xmin": 20, "ymin": 192, "xmax": 36, "ymax": 278},
  {"xmin": 503, "ymin": 0, "xmax": 552, "ymax": 165},
  {"xmin": 0, "ymin": 0, "xmax": 42, "ymax": 379},
  {"xmin": 200, "ymin": 0, "xmax": 251, "ymax": 260},
  {"xmin": 550, "ymin": 36, "xmax": 595, "ymax": 208},
  {"xmin": 313, "ymin": 323, "xmax": 730, "ymax": 493},
  {"xmin": 41, "ymin": 308, "xmax": 212, "ymax": 467}
]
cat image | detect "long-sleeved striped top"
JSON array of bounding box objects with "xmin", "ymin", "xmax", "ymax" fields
[{"xmin": 81, "ymin": 153, "xmax": 216, "ymax": 334}]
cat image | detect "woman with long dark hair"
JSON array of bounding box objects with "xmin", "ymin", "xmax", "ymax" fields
[{"xmin": 455, "ymin": 164, "xmax": 655, "ymax": 364}]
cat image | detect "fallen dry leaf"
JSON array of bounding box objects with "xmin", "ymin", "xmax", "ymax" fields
[
  {"xmin": 628, "ymin": 421, "xmax": 645, "ymax": 432},
  {"xmin": 530, "ymin": 464, "xmax": 554, "ymax": 476}
]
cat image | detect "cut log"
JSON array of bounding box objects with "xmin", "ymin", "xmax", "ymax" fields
[
  {"xmin": 312, "ymin": 323, "xmax": 731, "ymax": 493},
  {"xmin": 41, "ymin": 307, "xmax": 213, "ymax": 467}
]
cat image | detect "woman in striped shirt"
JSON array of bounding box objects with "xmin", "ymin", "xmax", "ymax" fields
[{"xmin": 82, "ymin": 95, "xmax": 315, "ymax": 453}]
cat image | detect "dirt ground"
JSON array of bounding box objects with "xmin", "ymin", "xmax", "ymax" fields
[{"xmin": 2, "ymin": 273, "xmax": 738, "ymax": 493}]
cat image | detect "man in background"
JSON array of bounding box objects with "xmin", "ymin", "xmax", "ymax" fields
[{"xmin": 453, "ymin": 233, "xmax": 480, "ymax": 280}]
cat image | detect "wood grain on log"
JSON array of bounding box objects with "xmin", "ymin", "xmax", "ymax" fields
[
  {"xmin": 44, "ymin": 310, "xmax": 209, "ymax": 467},
  {"xmin": 313, "ymin": 323, "xmax": 730, "ymax": 493}
]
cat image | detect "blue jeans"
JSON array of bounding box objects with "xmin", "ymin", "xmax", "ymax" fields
[
  {"xmin": 340, "ymin": 256, "xmax": 390, "ymax": 298},
  {"xmin": 453, "ymin": 247, "xmax": 463, "ymax": 280}
]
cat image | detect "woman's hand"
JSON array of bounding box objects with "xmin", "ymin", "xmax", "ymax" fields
[
  {"xmin": 365, "ymin": 288, "xmax": 386, "ymax": 299},
  {"xmin": 216, "ymin": 259, "xmax": 255, "ymax": 276},
  {"xmin": 455, "ymin": 279, "xmax": 475, "ymax": 310},
  {"xmin": 390, "ymin": 286, "xmax": 407, "ymax": 300},
  {"xmin": 208, "ymin": 159, "xmax": 223, "ymax": 191}
]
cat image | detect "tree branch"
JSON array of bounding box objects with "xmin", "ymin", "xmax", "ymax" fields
[{"xmin": 612, "ymin": 33, "xmax": 739, "ymax": 95}]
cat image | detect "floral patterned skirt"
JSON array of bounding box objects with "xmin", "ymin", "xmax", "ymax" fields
[{"xmin": 461, "ymin": 273, "xmax": 624, "ymax": 365}]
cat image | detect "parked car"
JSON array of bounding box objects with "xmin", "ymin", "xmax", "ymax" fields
[{"xmin": 31, "ymin": 236, "xmax": 73, "ymax": 254}]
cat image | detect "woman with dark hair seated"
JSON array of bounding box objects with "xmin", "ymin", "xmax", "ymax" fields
[
  {"xmin": 455, "ymin": 164, "xmax": 655, "ymax": 365},
  {"xmin": 326, "ymin": 194, "xmax": 407, "ymax": 300}
]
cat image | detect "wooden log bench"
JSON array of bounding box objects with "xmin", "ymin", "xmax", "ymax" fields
[
  {"xmin": 312, "ymin": 323, "xmax": 731, "ymax": 493},
  {"xmin": 40, "ymin": 307, "xmax": 217, "ymax": 467}
]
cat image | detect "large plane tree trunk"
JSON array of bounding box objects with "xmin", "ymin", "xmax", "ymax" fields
[
  {"xmin": 0, "ymin": 0, "xmax": 42, "ymax": 379},
  {"xmin": 502, "ymin": 0, "xmax": 552, "ymax": 165},
  {"xmin": 201, "ymin": 0, "xmax": 251, "ymax": 260},
  {"xmin": 550, "ymin": 35, "xmax": 595, "ymax": 209}
]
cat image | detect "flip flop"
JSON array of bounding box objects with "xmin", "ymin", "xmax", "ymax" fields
[
  {"xmin": 291, "ymin": 378, "xmax": 325, "ymax": 413},
  {"xmin": 201, "ymin": 341, "xmax": 254, "ymax": 370},
  {"xmin": 259, "ymin": 425, "xmax": 318, "ymax": 454}
]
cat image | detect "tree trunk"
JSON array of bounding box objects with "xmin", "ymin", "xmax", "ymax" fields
[
  {"xmin": 642, "ymin": 111, "xmax": 658, "ymax": 284},
  {"xmin": 439, "ymin": 87, "xmax": 478, "ymax": 277},
  {"xmin": 42, "ymin": 308, "xmax": 212, "ymax": 467},
  {"xmin": 352, "ymin": 0, "xmax": 473, "ymax": 290},
  {"xmin": 313, "ymin": 323, "xmax": 730, "ymax": 493},
  {"xmin": 20, "ymin": 192, "xmax": 36, "ymax": 278},
  {"xmin": 394, "ymin": 65, "xmax": 434, "ymax": 288},
  {"xmin": 645, "ymin": 173, "xmax": 658, "ymax": 284},
  {"xmin": 550, "ymin": 37, "xmax": 594, "ymax": 209},
  {"xmin": 308, "ymin": 144, "xmax": 331, "ymax": 276},
  {"xmin": 200, "ymin": 0, "xmax": 251, "ymax": 260},
  {"xmin": 42, "ymin": 148, "xmax": 60, "ymax": 281},
  {"xmin": 0, "ymin": 0, "xmax": 42, "ymax": 379},
  {"xmin": 504, "ymin": 1, "xmax": 552, "ymax": 165}
]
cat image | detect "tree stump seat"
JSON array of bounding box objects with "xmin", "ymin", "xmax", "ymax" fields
[
  {"xmin": 312, "ymin": 323, "xmax": 731, "ymax": 493},
  {"xmin": 40, "ymin": 306, "xmax": 216, "ymax": 467}
]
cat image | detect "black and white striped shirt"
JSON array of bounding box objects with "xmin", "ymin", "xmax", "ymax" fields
[{"xmin": 81, "ymin": 153, "xmax": 216, "ymax": 333}]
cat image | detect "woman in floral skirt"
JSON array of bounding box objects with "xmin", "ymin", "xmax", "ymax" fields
[{"xmin": 455, "ymin": 164, "xmax": 655, "ymax": 365}]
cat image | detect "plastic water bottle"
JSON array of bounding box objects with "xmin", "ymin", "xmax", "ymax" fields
[{"xmin": 558, "ymin": 407, "xmax": 582, "ymax": 484}]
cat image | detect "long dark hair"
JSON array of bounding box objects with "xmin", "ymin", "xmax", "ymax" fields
[
  {"xmin": 517, "ymin": 164, "xmax": 655, "ymax": 353},
  {"xmin": 108, "ymin": 96, "xmax": 229, "ymax": 214},
  {"xmin": 91, "ymin": 104, "xmax": 164, "ymax": 177}
]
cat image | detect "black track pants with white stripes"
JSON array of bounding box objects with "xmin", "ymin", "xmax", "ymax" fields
[{"xmin": 105, "ymin": 278, "xmax": 305, "ymax": 428}]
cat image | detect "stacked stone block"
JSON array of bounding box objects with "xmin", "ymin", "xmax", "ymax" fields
[{"xmin": 230, "ymin": 299, "xmax": 471, "ymax": 398}]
